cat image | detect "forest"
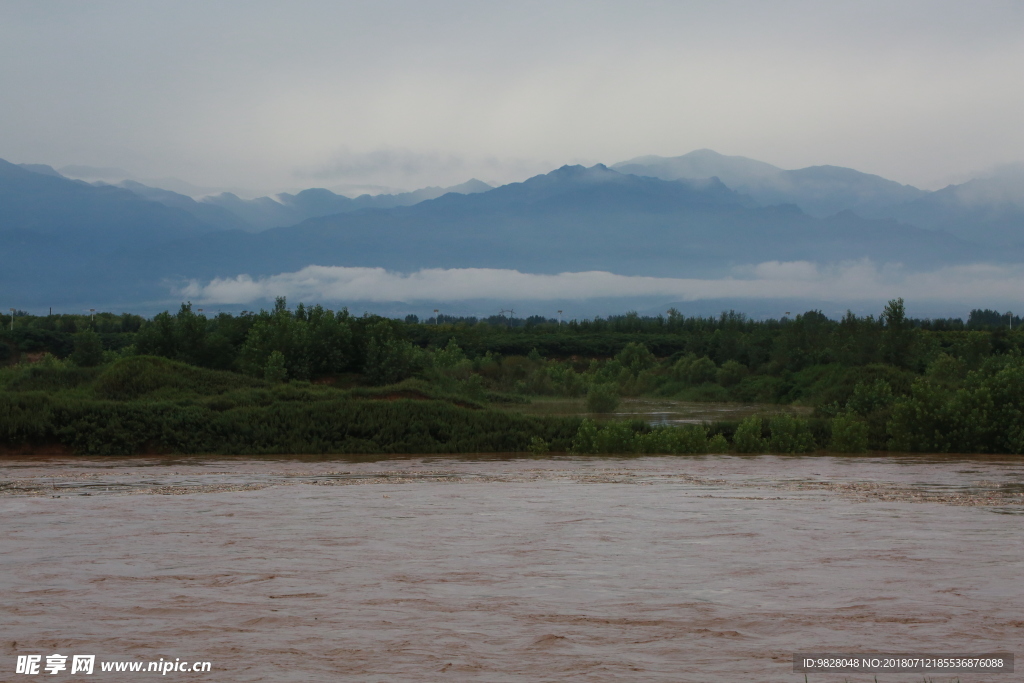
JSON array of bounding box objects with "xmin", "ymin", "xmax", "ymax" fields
[{"xmin": 2, "ymin": 298, "xmax": 1024, "ymax": 455}]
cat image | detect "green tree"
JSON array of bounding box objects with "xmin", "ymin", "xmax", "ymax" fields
[
  {"xmin": 733, "ymin": 416, "xmax": 767, "ymax": 453},
  {"xmin": 433, "ymin": 338, "xmax": 467, "ymax": 369},
  {"xmin": 847, "ymin": 379, "xmax": 895, "ymax": 415},
  {"xmin": 264, "ymin": 350, "xmax": 288, "ymax": 383},
  {"xmin": 767, "ymin": 414, "xmax": 816, "ymax": 453},
  {"xmin": 239, "ymin": 298, "xmax": 352, "ymax": 380},
  {"xmin": 615, "ymin": 342, "xmax": 656, "ymax": 376},
  {"xmin": 674, "ymin": 355, "xmax": 717, "ymax": 384},
  {"xmin": 716, "ymin": 360, "xmax": 748, "ymax": 387},
  {"xmin": 829, "ymin": 413, "xmax": 869, "ymax": 452},
  {"xmin": 71, "ymin": 330, "xmax": 104, "ymax": 367},
  {"xmin": 881, "ymin": 297, "xmax": 914, "ymax": 368},
  {"xmin": 887, "ymin": 378, "xmax": 953, "ymax": 452},
  {"xmin": 363, "ymin": 320, "xmax": 417, "ymax": 385},
  {"xmin": 571, "ymin": 418, "xmax": 600, "ymax": 453}
]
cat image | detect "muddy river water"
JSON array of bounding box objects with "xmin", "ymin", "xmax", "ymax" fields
[{"xmin": 2, "ymin": 453, "xmax": 1023, "ymax": 682}]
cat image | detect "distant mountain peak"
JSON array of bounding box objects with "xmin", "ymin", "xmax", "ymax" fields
[
  {"xmin": 18, "ymin": 163, "xmax": 63, "ymax": 178},
  {"xmin": 612, "ymin": 150, "xmax": 925, "ymax": 217},
  {"xmin": 451, "ymin": 178, "xmax": 493, "ymax": 193},
  {"xmin": 536, "ymin": 163, "xmax": 624, "ymax": 184}
]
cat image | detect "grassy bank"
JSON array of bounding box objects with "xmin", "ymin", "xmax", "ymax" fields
[{"xmin": 0, "ymin": 356, "xmax": 580, "ymax": 455}]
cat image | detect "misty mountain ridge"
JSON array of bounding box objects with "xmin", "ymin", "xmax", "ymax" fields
[
  {"xmin": 867, "ymin": 164, "xmax": 1024, "ymax": 246},
  {"xmin": 0, "ymin": 158, "xmax": 215, "ymax": 247},
  {"xmin": 17, "ymin": 163, "xmax": 63, "ymax": 178},
  {"xmin": 214, "ymin": 164, "xmax": 986, "ymax": 289},
  {"xmin": 23, "ymin": 150, "xmax": 1023, "ymax": 247},
  {"xmin": 198, "ymin": 177, "xmax": 493, "ymax": 231},
  {"xmin": 613, "ymin": 149, "xmax": 927, "ymax": 218},
  {"xmin": 57, "ymin": 164, "xmax": 248, "ymax": 198},
  {"xmin": 71, "ymin": 176, "xmax": 494, "ymax": 232},
  {"xmin": 3, "ymin": 152, "xmax": 1024, "ymax": 310}
]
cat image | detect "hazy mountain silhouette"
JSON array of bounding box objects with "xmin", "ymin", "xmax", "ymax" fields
[
  {"xmin": 0, "ymin": 157, "xmax": 1015, "ymax": 309},
  {"xmin": 221, "ymin": 164, "xmax": 976, "ymax": 279},
  {"xmin": 0, "ymin": 158, "xmax": 227, "ymax": 307},
  {"xmin": 18, "ymin": 163, "xmax": 64, "ymax": 178},
  {"xmin": 0, "ymin": 158, "xmax": 214, "ymax": 245},
  {"xmin": 614, "ymin": 149, "xmax": 926, "ymax": 217},
  {"xmin": 198, "ymin": 178, "xmax": 494, "ymax": 231},
  {"xmin": 58, "ymin": 164, "xmax": 251, "ymax": 198},
  {"xmin": 111, "ymin": 180, "xmax": 252, "ymax": 232},
  {"xmin": 870, "ymin": 165, "xmax": 1024, "ymax": 246},
  {"xmin": 58, "ymin": 163, "xmax": 134, "ymax": 180}
]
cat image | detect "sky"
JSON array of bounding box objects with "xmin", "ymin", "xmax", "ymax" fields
[{"xmin": 2, "ymin": 1, "xmax": 1023, "ymax": 196}]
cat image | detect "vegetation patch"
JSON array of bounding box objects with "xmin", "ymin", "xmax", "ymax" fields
[{"xmin": 4, "ymin": 298, "xmax": 1024, "ymax": 455}]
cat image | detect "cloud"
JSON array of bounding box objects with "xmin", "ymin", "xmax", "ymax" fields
[
  {"xmin": 297, "ymin": 147, "xmax": 553, "ymax": 191},
  {"xmin": 3, "ymin": 2, "xmax": 1024, "ymax": 191},
  {"xmin": 299, "ymin": 148, "xmax": 469, "ymax": 181},
  {"xmin": 174, "ymin": 260, "xmax": 1024, "ymax": 306}
]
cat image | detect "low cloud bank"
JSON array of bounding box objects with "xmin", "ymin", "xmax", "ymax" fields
[{"xmin": 174, "ymin": 261, "xmax": 1024, "ymax": 305}]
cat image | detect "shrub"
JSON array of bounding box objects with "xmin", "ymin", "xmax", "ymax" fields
[
  {"xmin": 264, "ymin": 351, "xmax": 288, "ymax": 383},
  {"xmin": 71, "ymin": 330, "xmax": 104, "ymax": 367},
  {"xmin": 732, "ymin": 416, "xmax": 768, "ymax": 453},
  {"xmin": 767, "ymin": 414, "xmax": 816, "ymax": 453},
  {"xmin": 586, "ymin": 383, "xmax": 620, "ymax": 413},
  {"xmin": 363, "ymin": 321, "xmax": 418, "ymax": 385},
  {"xmin": 678, "ymin": 356, "xmax": 718, "ymax": 384},
  {"xmin": 571, "ymin": 418, "xmax": 600, "ymax": 454},
  {"xmin": 93, "ymin": 356, "xmax": 263, "ymax": 400},
  {"xmin": 594, "ymin": 421, "xmax": 637, "ymax": 453},
  {"xmin": 716, "ymin": 360, "xmax": 748, "ymax": 387},
  {"xmin": 847, "ymin": 379, "xmax": 895, "ymax": 415},
  {"xmin": 707, "ymin": 434, "xmax": 729, "ymax": 453},
  {"xmin": 615, "ymin": 342, "xmax": 656, "ymax": 376},
  {"xmin": 635, "ymin": 425, "xmax": 710, "ymax": 454},
  {"xmin": 829, "ymin": 413, "xmax": 869, "ymax": 452},
  {"xmin": 528, "ymin": 436, "xmax": 550, "ymax": 454}
]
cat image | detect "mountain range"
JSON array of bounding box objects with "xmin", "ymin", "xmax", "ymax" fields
[
  {"xmin": 613, "ymin": 149, "xmax": 926, "ymax": 217},
  {"xmin": 1, "ymin": 151, "xmax": 1023, "ymax": 310},
  {"xmin": 614, "ymin": 150, "xmax": 1024, "ymax": 247}
]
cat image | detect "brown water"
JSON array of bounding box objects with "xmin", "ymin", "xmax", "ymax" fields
[{"xmin": 2, "ymin": 454, "xmax": 1023, "ymax": 682}]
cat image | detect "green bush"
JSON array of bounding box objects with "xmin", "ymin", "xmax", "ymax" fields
[
  {"xmin": 594, "ymin": 421, "xmax": 637, "ymax": 453},
  {"xmin": 571, "ymin": 418, "xmax": 600, "ymax": 454},
  {"xmin": 615, "ymin": 342, "xmax": 656, "ymax": 376},
  {"xmin": 675, "ymin": 355, "xmax": 717, "ymax": 384},
  {"xmin": 71, "ymin": 330, "xmax": 104, "ymax": 367},
  {"xmin": 707, "ymin": 433, "xmax": 729, "ymax": 453},
  {"xmin": 829, "ymin": 413, "xmax": 869, "ymax": 452},
  {"xmin": 573, "ymin": 420, "xmax": 719, "ymax": 455},
  {"xmin": 0, "ymin": 390, "xmax": 581, "ymax": 456},
  {"xmin": 528, "ymin": 436, "xmax": 550, "ymax": 454},
  {"xmin": 732, "ymin": 416, "xmax": 768, "ymax": 453},
  {"xmin": 767, "ymin": 414, "xmax": 816, "ymax": 453},
  {"xmin": 363, "ymin": 321, "xmax": 418, "ymax": 385},
  {"xmin": 586, "ymin": 383, "xmax": 620, "ymax": 413},
  {"xmin": 716, "ymin": 360, "xmax": 748, "ymax": 387},
  {"xmin": 94, "ymin": 356, "xmax": 263, "ymax": 400},
  {"xmin": 635, "ymin": 425, "xmax": 709, "ymax": 454},
  {"xmin": 264, "ymin": 351, "xmax": 288, "ymax": 383}
]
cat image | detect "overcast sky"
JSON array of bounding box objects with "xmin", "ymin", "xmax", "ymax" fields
[{"xmin": 2, "ymin": 0, "xmax": 1023, "ymax": 195}]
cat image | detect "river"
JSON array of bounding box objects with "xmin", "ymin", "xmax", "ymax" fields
[{"xmin": 2, "ymin": 453, "xmax": 1022, "ymax": 681}]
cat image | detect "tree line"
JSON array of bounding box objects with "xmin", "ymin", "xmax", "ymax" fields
[{"xmin": 5, "ymin": 298, "xmax": 1024, "ymax": 453}]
